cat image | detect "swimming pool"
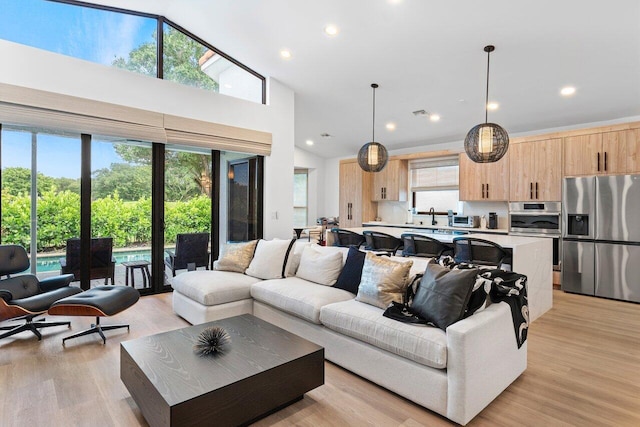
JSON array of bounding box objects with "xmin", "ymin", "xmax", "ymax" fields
[{"xmin": 36, "ymin": 249, "xmax": 153, "ymax": 273}]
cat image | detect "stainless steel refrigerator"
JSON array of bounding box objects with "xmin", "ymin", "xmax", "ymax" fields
[{"xmin": 562, "ymin": 174, "xmax": 640, "ymax": 303}]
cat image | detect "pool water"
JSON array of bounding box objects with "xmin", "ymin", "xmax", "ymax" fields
[{"xmin": 36, "ymin": 249, "xmax": 152, "ymax": 273}]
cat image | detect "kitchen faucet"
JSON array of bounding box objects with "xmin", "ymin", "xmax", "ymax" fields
[{"xmin": 429, "ymin": 207, "xmax": 437, "ymax": 225}]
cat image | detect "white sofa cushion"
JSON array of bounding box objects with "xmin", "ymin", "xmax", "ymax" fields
[
  {"xmin": 320, "ymin": 299, "xmax": 448, "ymax": 369},
  {"xmin": 250, "ymin": 277, "xmax": 354, "ymax": 324},
  {"xmin": 171, "ymin": 271, "xmax": 262, "ymax": 306},
  {"xmin": 245, "ymin": 239, "xmax": 295, "ymax": 280},
  {"xmin": 296, "ymin": 245, "xmax": 344, "ymax": 286}
]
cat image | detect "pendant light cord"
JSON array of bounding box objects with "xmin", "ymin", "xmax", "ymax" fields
[
  {"xmin": 372, "ymin": 86, "xmax": 376, "ymax": 142},
  {"xmin": 485, "ymin": 49, "xmax": 491, "ymax": 124}
]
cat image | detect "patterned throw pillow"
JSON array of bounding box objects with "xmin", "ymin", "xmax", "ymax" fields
[
  {"xmin": 245, "ymin": 239, "xmax": 296, "ymax": 279},
  {"xmin": 356, "ymin": 252, "xmax": 413, "ymax": 309},
  {"xmin": 213, "ymin": 240, "xmax": 258, "ymax": 273}
]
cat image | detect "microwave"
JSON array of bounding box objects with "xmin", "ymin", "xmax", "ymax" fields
[{"xmin": 452, "ymin": 215, "xmax": 480, "ymax": 228}]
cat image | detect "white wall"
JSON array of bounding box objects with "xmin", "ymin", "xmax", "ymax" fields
[{"xmin": 0, "ymin": 39, "xmax": 296, "ymax": 239}]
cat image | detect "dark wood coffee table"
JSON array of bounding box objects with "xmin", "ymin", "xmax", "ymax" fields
[{"xmin": 120, "ymin": 314, "xmax": 324, "ymax": 427}]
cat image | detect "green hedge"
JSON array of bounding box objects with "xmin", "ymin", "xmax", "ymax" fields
[{"xmin": 1, "ymin": 190, "xmax": 211, "ymax": 251}]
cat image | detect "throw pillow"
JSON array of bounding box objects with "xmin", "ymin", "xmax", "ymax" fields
[
  {"xmin": 285, "ymin": 241, "xmax": 316, "ymax": 277},
  {"xmin": 356, "ymin": 252, "xmax": 413, "ymax": 309},
  {"xmin": 295, "ymin": 245, "xmax": 344, "ymax": 286},
  {"xmin": 245, "ymin": 239, "xmax": 295, "ymax": 280},
  {"xmin": 411, "ymin": 259, "xmax": 478, "ymax": 330},
  {"xmin": 213, "ymin": 240, "xmax": 258, "ymax": 273},
  {"xmin": 334, "ymin": 247, "xmax": 367, "ymax": 294}
]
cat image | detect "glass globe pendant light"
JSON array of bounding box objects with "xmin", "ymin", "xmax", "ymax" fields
[
  {"xmin": 358, "ymin": 83, "xmax": 389, "ymax": 172},
  {"xmin": 464, "ymin": 45, "xmax": 509, "ymax": 163}
]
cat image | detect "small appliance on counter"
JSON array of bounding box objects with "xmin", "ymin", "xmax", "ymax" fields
[
  {"xmin": 452, "ymin": 215, "xmax": 480, "ymax": 228},
  {"xmin": 488, "ymin": 212, "xmax": 498, "ymax": 229}
]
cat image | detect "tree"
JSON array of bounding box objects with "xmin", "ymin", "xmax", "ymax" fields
[
  {"xmin": 114, "ymin": 144, "xmax": 211, "ymax": 201},
  {"xmin": 92, "ymin": 163, "xmax": 152, "ymax": 201},
  {"xmin": 113, "ymin": 26, "xmax": 218, "ymax": 91},
  {"xmin": 1, "ymin": 167, "xmax": 59, "ymax": 196}
]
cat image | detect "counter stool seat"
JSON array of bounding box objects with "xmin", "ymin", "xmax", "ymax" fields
[{"xmin": 48, "ymin": 286, "xmax": 139, "ymax": 344}]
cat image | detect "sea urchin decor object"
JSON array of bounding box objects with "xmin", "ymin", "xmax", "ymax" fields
[{"xmin": 193, "ymin": 326, "xmax": 231, "ymax": 356}]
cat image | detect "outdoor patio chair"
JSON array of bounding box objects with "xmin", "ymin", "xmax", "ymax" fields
[
  {"xmin": 60, "ymin": 237, "xmax": 116, "ymax": 285},
  {"xmin": 165, "ymin": 232, "xmax": 210, "ymax": 276}
]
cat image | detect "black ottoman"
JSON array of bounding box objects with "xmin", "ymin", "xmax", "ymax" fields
[{"xmin": 49, "ymin": 286, "xmax": 140, "ymax": 344}]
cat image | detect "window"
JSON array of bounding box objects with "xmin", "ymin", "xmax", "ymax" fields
[
  {"xmin": 410, "ymin": 157, "xmax": 460, "ymax": 213},
  {"xmin": 1, "ymin": 0, "xmax": 157, "ymax": 76},
  {"xmin": 0, "ymin": 0, "xmax": 265, "ymax": 104},
  {"xmin": 293, "ymin": 170, "xmax": 308, "ymax": 227}
]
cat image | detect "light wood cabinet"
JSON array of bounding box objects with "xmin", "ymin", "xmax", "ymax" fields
[
  {"xmin": 339, "ymin": 161, "xmax": 376, "ymax": 228},
  {"xmin": 510, "ymin": 138, "xmax": 562, "ymax": 201},
  {"xmin": 371, "ymin": 159, "xmax": 408, "ymax": 201},
  {"xmin": 564, "ymin": 130, "xmax": 640, "ymax": 176},
  {"xmin": 459, "ymin": 152, "xmax": 509, "ymax": 201}
]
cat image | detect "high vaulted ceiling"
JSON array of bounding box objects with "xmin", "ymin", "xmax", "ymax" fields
[{"xmin": 91, "ymin": 0, "xmax": 640, "ymax": 158}]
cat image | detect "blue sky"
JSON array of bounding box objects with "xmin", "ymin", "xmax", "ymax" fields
[
  {"xmin": 0, "ymin": 0, "xmax": 157, "ymax": 177},
  {"xmin": 0, "ymin": 0, "xmax": 156, "ymax": 66},
  {"xmin": 2, "ymin": 130, "xmax": 124, "ymax": 178}
]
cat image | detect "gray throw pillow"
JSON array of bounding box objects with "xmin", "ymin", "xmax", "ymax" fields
[{"xmin": 411, "ymin": 260, "xmax": 479, "ymax": 331}]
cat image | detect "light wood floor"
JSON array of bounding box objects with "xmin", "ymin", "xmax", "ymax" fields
[{"xmin": 1, "ymin": 290, "xmax": 639, "ymax": 427}]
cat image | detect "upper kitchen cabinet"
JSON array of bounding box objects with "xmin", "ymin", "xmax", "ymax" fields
[
  {"xmin": 564, "ymin": 130, "xmax": 640, "ymax": 176},
  {"xmin": 510, "ymin": 138, "xmax": 562, "ymax": 201},
  {"xmin": 371, "ymin": 159, "xmax": 408, "ymax": 201},
  {"xmin": 459, "ymin": 152, "xmax": 509, "ymax": 201},
  {"xmin": 339, "ymin": 160, "xmax": 376, "ymax": 228}
]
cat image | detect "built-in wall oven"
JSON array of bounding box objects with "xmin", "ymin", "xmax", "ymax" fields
[{"xmin": 509, "ymin": 202, "xmax": 562, "ymax": 270}]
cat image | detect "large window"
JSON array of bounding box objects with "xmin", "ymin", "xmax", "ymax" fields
[{"xmin": 0, "ymin": 0, "xmax": 265, "ymax": 104}]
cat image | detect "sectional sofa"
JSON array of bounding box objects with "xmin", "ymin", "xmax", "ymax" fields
[{"xmin": 171, "ymin": 240, "xmax": 527, "ymax": 425}]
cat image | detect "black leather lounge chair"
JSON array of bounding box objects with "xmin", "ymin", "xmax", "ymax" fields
[{"xmin": 0, "ymin": 244, "xmax": 82, "ymax": 341}]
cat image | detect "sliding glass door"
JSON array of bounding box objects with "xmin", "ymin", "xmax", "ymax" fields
[
  {"xmin": 1, "ymin": 125, "xmax": 81, "ymax": 279},
  {"xmin": 1, "ymin": 125, "xmax": 264, "ymax": 295}
]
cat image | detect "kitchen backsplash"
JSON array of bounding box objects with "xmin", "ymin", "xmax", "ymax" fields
[{"xmin": 375, "ymin": 200, "xmax": 509, "ymax": 229}]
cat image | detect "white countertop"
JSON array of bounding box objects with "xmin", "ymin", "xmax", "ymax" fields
[{"xmin": 362, "ymin": 222, "xmax": 509, "ymax": 235}]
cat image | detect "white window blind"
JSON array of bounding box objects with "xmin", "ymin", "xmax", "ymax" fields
[
  {"xmin": 410, "ymin": 156, "xmax": 459, "ymax": 191},
  {"xmin": 0, "ymin": 83, "xmax": 272, "ymax": 155}
]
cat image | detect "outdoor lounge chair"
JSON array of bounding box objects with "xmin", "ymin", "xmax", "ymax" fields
[
  {"xmin": 60, "ymin": 237, "xmax": 116, "ymax": 285},
  {"xmin": 164, "ymin": 232, "xmax": 210, "ymax": 276}
]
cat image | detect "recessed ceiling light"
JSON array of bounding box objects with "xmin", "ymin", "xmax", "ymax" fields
[
  {"xmin": 324, "ymin": 25, "xmax": 339, "ymax": 36},
  {"xmin": 560, "ymin": 86, "xmax": 576, "ymax": 96},
  {"xmin": 305, "ymin": 139, "xmax": 314, "ymax": 146},
  {"xmin": 280, "ymin": 49, "xmax": 292, "ymax": 59},
  {"xmin": 430, "ymin": 114, "xmax": 441, "ymax": 122},
  {"xmin": 385, "ymin": 122, "xmax": 396, "ymax": 131},
  {"xmin": 487, "ymin": 102, "xmax": 499, "ymax": 110}
]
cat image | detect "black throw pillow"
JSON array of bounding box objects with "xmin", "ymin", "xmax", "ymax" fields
[
  {"xmin": 411, "ymin": 259, "xmax": 479, "ymax": 331},
  {"xmin": 333, "ymin": 246, "xmax": 366, "ymax": 294}
]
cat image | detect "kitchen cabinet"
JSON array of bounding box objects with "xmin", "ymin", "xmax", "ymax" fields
[
  {"xmin": 459, "ymin": 152, "xmax": 509, "ymax": 201},
  {"xmin": 339, "ymin": 160, "xmax": 376, "ymax": 228},
  {"xmin": 510, "ymin": 138, "xmax": 562, "ymax": 201},
  {"xmin": 563, "ymin": 131, "xmax": 640, "ymax": 176},
  {"xmin": 371, "ymin": 159, "xmax": 408, "ymax": 201}
]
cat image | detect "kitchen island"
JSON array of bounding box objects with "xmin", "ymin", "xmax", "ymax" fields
[{"xmin": 330, "ymin": 226, "xmax": 552, "ymax": 321}]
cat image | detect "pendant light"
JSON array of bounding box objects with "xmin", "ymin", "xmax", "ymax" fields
[
  {"xmin": 464, "ymin": 45, "xmax": 509, "ymax": 163},
  {"xmin": 358, "ymin": 83, "xmax": 388, "ymax": 172}
]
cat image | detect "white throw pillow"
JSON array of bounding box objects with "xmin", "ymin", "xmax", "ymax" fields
[
  {"xmin": 245, "ymin": 239, "xmax": 295, "ymax": 280},
  {"xmin": 295, "ymin": 245, "xmax": 344, "ymax": 286},
  {"xmin": 285, "ymin": 241, "xmax": 316, "ymax": 277}
]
